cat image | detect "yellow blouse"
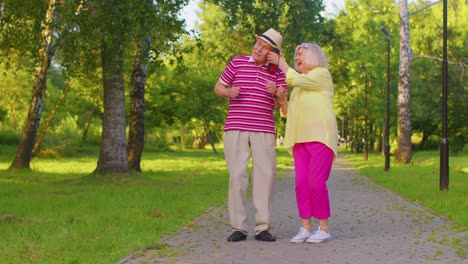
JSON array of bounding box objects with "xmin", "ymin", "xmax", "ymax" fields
[{"xmin": 283, "ymin": 67, "xmax": 338, "ymax": 157}]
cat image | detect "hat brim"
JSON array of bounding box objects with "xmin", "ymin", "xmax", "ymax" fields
[{"xmin": 255, "ymin": 34, "xmax": 280, "ymax": 49}]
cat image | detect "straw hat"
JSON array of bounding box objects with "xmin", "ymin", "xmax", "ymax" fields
[{"xmin": 255, "ymin": 28, "xmax": 283, "ymax": 50}]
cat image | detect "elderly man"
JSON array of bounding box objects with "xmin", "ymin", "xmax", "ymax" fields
[{"xmin": 214, "ymin": 28, "xmax": 287, "ymax": 242}]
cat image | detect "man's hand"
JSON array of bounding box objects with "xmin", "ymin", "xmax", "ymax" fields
[
  {"xmin": 229, "ymin": 86, "xmax": 241, "ymax": 98},
  {"xmin": 266, "ymin": 81, "xmax": 277, "ymax": 97}
]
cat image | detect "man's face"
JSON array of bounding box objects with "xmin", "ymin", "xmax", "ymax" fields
[{"xmin": 252, "ymin": 39, "xmax": 273, "ymax": 65}]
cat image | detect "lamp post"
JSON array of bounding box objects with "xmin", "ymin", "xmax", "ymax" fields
[
  {"xmin": 381, "ymin": 26, "xmax": 390, "ymax": 171},
  {"xmin": 352, "ymin": 84, "xmax": 359, "ymax": 154},
  {"xmin": 360, "ymin": 64, "xmax": 369, "ymax": 161},
  {"xmin": 440, "ymin": 0, "xmax": 449, "ymax": 190}
]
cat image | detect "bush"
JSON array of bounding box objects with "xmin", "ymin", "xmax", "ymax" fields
[
  {"xmin": 145, "ymin": 129, "xmax": 170, "ymax": 151},
  {"xmin": 0, "ymin": 130, "xmax": 19, "ymax": 145}
]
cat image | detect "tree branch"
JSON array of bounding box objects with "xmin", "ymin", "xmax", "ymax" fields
[
  {"xmin": 412, "ymin": 55, "xmax": 465, "ymax": 66},
  {"xmin": 412, "ymin": 55, "xmax": 467, "ymax": 80},
  {"xmin": 410, "ymin": 1, "xmax": 441, "ymax": 16}
]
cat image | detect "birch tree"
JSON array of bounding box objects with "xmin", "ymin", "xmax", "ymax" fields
[
  {"xmin": 128, "ymin": 32, "xmax": 151, "ymax": 172},
  {"xmin": 127, "ymin": 0, "xmax": 187, "ymax": 171},
  {"xmin": 396, "ymin": 0, "xmax": 412, "ymax": 163},
  {"xmin": 9, "ymin": 0, "xmax": 58, "ymax": 169}
]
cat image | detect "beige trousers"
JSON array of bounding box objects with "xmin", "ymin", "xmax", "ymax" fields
[{"xmin": 224, "ymin": 130, "xmax": 276, "ymax": 234}]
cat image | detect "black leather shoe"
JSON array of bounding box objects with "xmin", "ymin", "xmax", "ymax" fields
[
  {"xmin": 227, "ymin": 231, "xmax": 247, "ymax": 242},
  {"xmin": 254, "ymin": 230, "xmax": 276, "ymax": 242}
]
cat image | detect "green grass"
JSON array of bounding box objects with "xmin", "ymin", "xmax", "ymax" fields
[
  {"xmin": 1, "ymin": 144, "xmax": 466, "ymax": 263},
  {"xmin": 342, "ymin": 148, "xmax": 468, "ymax": 231},
  {"xmin": 0, "ymin": 146, "xmax": 293, "ymax": 263}
]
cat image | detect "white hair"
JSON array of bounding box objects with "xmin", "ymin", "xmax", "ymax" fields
[{"xmin": 294, "ymin": 43, "xmax": 329, "ymax": 69}]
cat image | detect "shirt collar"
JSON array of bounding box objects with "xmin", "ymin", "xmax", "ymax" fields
[{"xmin": 249, "ymin": 55, "xmax": 269, "ymax": 66}]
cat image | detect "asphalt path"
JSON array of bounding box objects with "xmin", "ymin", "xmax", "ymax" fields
[{"xmin": 121, "ymin": 155, "xmax": 467, "ymax": 264}]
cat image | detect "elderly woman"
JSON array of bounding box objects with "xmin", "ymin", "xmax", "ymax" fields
[{"xmin": 269, "ymin": 43, "xmax": 338, "ymax": 243}]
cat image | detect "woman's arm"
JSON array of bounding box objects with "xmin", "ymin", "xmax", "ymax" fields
[
  {"xmin": 275, "ymin": 86, "xmax": 288, "ymax": 116},
  {"xmin": 288, "ymin": 68, "xmax": 332, "ymax": 92},
  {"xmin": 269, "ymin": 52, "xmax": 290, "ymax": 73}
]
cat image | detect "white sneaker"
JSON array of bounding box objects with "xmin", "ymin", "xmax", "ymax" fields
[
  {"xmin": 306, "ymin": 227, "xmax": 330, "ymax": 243},
  {"xmin": 290, "ymin": 227, "xmax": 311, "ymax": 243}
]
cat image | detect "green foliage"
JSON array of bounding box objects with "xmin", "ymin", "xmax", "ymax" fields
[
  {"xmin": 0, "ymin": 63, "xmax": 32, "ymax": 132},
  {"xmin": 145, "ymin": 128, "xmax": 172, "ymax": 151},
  {"xmin": 207, "ymin": 0, "xmax": 326, "ymax": 62},
  {"xmin": 0, "ymin": 130, "xmax": 20, "ymax": 146},
  {"xmin": 0, "ymin": 0, "xmax": 53, "ymax": 70},
  {"xmin": 327, "ymin": 0, "xmax": 466, "ymax": 154},
  {"xmin": 0, "ymin": 0, "xmax": 465, "ymax": 172},
  {"xmin": 409, "ymin": 0, "xmax": 467, "ymax": 153},
  {"xmin": 328, "ymin": 0, "xmax": 400, "ymax": 151}
]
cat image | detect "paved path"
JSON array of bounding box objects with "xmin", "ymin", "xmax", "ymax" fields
[{"xmin": 121, "ymin": 155, "xmax": 467, "ymax": 264}]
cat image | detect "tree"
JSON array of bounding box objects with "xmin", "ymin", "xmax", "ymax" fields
[
  {"xmin": 209, "ymin": 0, "xmax": 325, "ymax": 61},
  {"xmin": 127, "ymin": 32, "xmax": 150, "ymax": 172},
  {"xmin": 412, "ymin": 0, "xmax": 467, "ymax": 152},
  {"xmin": 8, "ymin": 0, "xmax": 59, "ymax": 169},
  {"xmin": 326, "ymin": 0, "xmax": 398, "ymax": 156},
  {"xmin": 127, "ymin": 0, "xmax": 188, "ymax": 171},
  {"xmin": 395, "ymin": 0, "xmax": 412, "ymax": 163},
  {"xmin": 93, "ymin": 0, "xmax": 128, "ymax": 174}
]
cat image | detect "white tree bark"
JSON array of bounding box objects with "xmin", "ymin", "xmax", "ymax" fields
[
  {"xmin": 9, "ymin": 0, "xmax": 57, "ymax": 169},
  {"xmin": 397, "ymin": 0, "xmax": 413, "ymax": 163}
]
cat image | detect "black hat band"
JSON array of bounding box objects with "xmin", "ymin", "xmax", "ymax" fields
[{"xmin": 260, "ymin": 34, "xmax": 277, "ymax": 46}]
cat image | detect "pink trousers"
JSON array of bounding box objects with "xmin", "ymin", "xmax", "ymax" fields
[{"xmin": 293, "ymin": 142, "xmax": 334, "ymax": 220}]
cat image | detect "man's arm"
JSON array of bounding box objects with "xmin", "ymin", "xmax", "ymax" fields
[{"xmin": 214, "ymin": 80, "xmax": 240, "ymax": 98}]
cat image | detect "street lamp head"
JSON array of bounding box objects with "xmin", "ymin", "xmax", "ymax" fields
[
  {"xmin": 380, "ymin": 26, "xmax": 390, "ymax": 39},
  {"xmin": 360, "ymin": 64, "xmax": 367, "ymax": 73}
]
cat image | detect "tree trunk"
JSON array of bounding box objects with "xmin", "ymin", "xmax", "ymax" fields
[
  {"xmin": 94, "ymin": 0, "xmax": 128, "ymax": 174},
  {"xmin": 9, "ymin": 0, "xmax": 57, "ymax": 170},
  {"xmin": 81, "ymin": 106, "xmax": 98, "ymax": 144},
  {"xmin": 207, "ymin": 130, "xmax": 217, "ymax": 154},
  {"xmin": 396, "ymin": 0, "xmax": 413, "ymax": 164},
  {"xmin": 179, "ymin": 124, "xmax": 186, "ymax": 150},
  {"xmin": 32, "ymin": 79, "xmax": 73, "ymax": 154},
  {"xmin": 369, "ymin": 122, "xmax": 375, "ymax": 152},
  {"xmin": 128, "ymin": 32, "xmax": 151, "ymax": 172},
  {"xmin": 419, "ymin": 131, "xmax": 429, "ymax": 150},
  {"xmin": 381, "ymin": 123, "xmax": 385, "ymax": 155}
]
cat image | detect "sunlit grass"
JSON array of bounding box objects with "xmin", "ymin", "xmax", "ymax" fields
[
  {"xmin": 0, "ymin": 146, "xmax": 292, "ymax": 263},
  {"xmin": 0, "ymin": 149, "xmax": 226, "ymax": 263}
]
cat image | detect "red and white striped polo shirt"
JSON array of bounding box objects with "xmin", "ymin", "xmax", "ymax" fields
[{"xmin": 219, "ymin": 55, "xmax": 287, "ymax": 134}]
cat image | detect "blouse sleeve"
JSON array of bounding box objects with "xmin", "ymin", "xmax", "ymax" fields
[{"xmin": 285, "ymin": 67, "xmax": 331, "ymax": 92}]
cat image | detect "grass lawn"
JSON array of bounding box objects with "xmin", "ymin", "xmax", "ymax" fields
[
  {"xmin": 0, "ymin": 146, "xmax": 293, "ymax": 263},
  {"xmin": 0, "ymin": 144, "xmax": 466, "ymax": 262}
]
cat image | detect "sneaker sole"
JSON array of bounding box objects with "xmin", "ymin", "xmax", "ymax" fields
[
  {"xmin": 290, "ymin": 239, "xmax": 306, "ymax": 243},
  {"xmin": 306, "ymin": 238, "xmax": 329, "ymax": 244}
]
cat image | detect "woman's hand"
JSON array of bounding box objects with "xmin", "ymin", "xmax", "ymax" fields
[
  {"xmin": 268, "ymin": 51, "xmax": 280, "ymax": 65},
  {"xmin": 276, "ymin": 86, "xmax": 287, "ymax": 104},
  {"xmin": 275, "ymin": 86, "xmax": 288, "ymax": 116}
]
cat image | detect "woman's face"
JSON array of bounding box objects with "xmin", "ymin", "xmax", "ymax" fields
[{"xmin": 294, "ymin": 48, "xmax": 314, "ymax": 74}]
